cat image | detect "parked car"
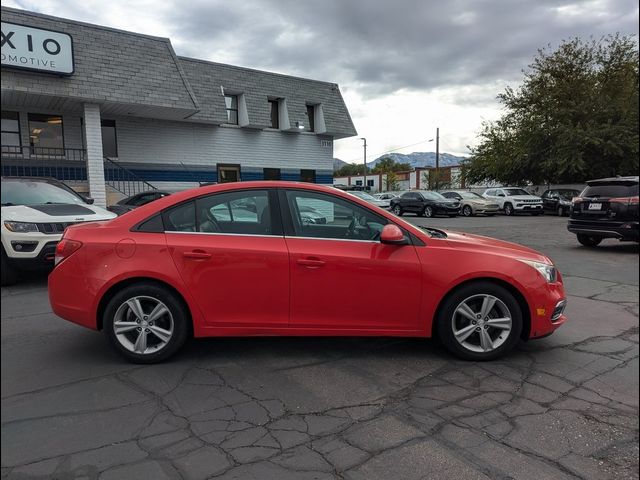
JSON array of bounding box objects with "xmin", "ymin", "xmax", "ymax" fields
[
  {"xmin": 1, "ymin": 177, "xmax": 116, "ymax": 286},
  {"xmin": 568, "ymin": 176, "xmax": 639, "ymax": 247},
  {"xmin": 49, "ymin": 181, "xmax": 567, "ymax": 363},
  {"xmin": 108, "ymin": 190, "xmax": 171, "ymax": 216},
  {"xmin": 374, "ymin": 192, "xmax": 400, "ymax": 201},
  {"xmin": 440, "ymin": 190, "xmax": 500, "ymax": 217},
  {"xmin": 483, "ymin": 188, "xmax": 544, "ymax": 216},
  {"xmin": 540, "ymin": 189, "xmax": 581, "ymax": 216},
  {"xmin": 390, "ymin": 190, "xmax": 460, "ymax": 217},
  {"xmin": 347, "ymin": 190, "xmax": 391, "ymax": 209}
]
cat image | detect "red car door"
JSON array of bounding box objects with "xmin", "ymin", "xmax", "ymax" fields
[
  {"xmin": 165, "ymin": 190, "xmax": 289, "ymax": 327},
  {"xmin": 281, "ymin": 189, "xmax": 422, "ymax": 331}
]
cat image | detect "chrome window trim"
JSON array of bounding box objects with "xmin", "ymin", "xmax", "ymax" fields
[{"xmin": 164, "ymin": 230, "xmax": 381, "ymax": 244}]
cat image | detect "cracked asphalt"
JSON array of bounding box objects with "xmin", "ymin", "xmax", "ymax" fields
[{"xmin": 1, "ymin": 215, "xmax": 638, "ymax": 480}]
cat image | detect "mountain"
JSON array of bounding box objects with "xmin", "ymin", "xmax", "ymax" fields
[
  {"xmin": 367, "ymin": 152, "xmax": 466, "ymax": 169},
  {"xmin": 333, "ymin": 158, "xmax": 348, "ymax": 170}
]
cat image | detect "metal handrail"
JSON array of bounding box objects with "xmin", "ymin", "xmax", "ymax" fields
[{"xmin": 103, "ymin": 156, "xmax": 157, "ymax": 197}]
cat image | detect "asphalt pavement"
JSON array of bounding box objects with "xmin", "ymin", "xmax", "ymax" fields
[{"xmin": 1, "ymin": 214, "xmax": 638, "ymax": 479}]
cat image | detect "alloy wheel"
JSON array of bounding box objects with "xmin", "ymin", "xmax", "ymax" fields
[
  {"xmin": 451, "ymin": 294, "xmax": 512, "ymax": 353},
  {"xmin": 463, "ymin": 205, "xmax": 473, "ymax": 217},
  {"xmin": 393, "ymin": 205, "xmax": 402, "ymax": 216},
  {"xmin": 424, "ymin": 206, "xmax": 433, "ymax": 217},
  {"xmin": 113, "ymin": 296, "xmax": 174, "ymax": 355}
]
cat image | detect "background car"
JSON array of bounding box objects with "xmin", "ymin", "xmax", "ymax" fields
[
  {"xmin": 108, "ymin": 190, "xmax": 171, "ymax": 216},
  {"xmin": 1, "ymin": 176, "xmax": 116, "ymax": 286},
  {"xmin": 540, "ymin": 189, "xmax": 581, "ymax": 216},
  {"xmin": 374, "ymin": 192, "xmax": 400, "ymax": 201},
  {"xmin": 568, "ymin": 176, "xmax": 639, "ymax": 247},
  {"xmin": 390, "ymin": 190, "xmax": 460, "ymax": 217},
  {"xmin": 49, "ymin": 181, "xmax": 566, "ymax": 363},
  {"xmin": 347, "ymin": 190, "xmax": 391, "ymax": 209},
  {"xmin": 441, "ymin": 190, "xmax": 500, "ymax": 217},
  {"xmin": 483, "ymin": 187, "xmax": 544, "ymax": 216}
]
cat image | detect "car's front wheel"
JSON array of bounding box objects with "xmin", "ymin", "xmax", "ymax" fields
[
  {"xmin": 504, "ymin": 203, "xmax": 514, "ymax": 216},
  {"xmin": 437, "ymin": 281, "xmax": 523, "ymax": 361},
  {"xmin": 1, "ymin": 247, "xmax": 18, "ymax": 287},
  {"xmin": 392, "ymin": 205, "xmax": 403, "ymax": 216},
  {"xmin": 423, "ymin": 206, "xmax": 434, "ymax": 218},
  {"xmin": 462, "ymin": 205, "xmax": 473, "ymax": 217},
  {"xmin": 103, "ymin": 282, "xmax": 190, "ymax": 363},
  {"xmin": 577, "ymin": 234, "xmax": 603, "ymax": 247}
]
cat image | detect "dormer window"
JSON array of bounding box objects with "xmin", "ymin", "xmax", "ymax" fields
[
  {"xmin": 224, "ymin": 95, "xmax": 239, "ymax": 125},
  {"xmin": 269, "ymin": 99, "xmax": 280, "ymax": 129},
  {"xmin": 305, "ymin": 105, "xmax": 315, "ymax": 132}
]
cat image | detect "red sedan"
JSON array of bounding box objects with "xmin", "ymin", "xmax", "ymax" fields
[{"xmin": 48, "ymin": 182, "xmax": 567, "ymax": 363}]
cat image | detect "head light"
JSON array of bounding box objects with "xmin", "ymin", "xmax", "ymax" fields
[
  {"xmin": 4, "ymin": 221, "xmax": 39, "ymax": 233},
  {"xmin": 520, "ymin": 260, "xmax": 557, "ymax": 283}
]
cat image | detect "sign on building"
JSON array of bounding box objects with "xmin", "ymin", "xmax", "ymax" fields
[{"xmin": 1, "ymin": 22, "xmax": 74, "ymax": 75}]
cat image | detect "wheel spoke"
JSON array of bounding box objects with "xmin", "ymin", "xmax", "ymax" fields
[
  {"xmin": 480, "ymin": 296, "xmax": 497, "ymax": 319},
  {"xmin": 454, "ymin": 324, "xmax": 476, "ymax": 343},
  {"xmin": 479, "ymin": 329, "xmax": 494, "ymax": 351},
  {"xmin": 147, "ymin": 303, "xmax": 168, "ymax": 323},
  {"xmin": 148, "ymin": 325, "xmax": 172, "ymax": 343},
  {"xmin": 114, "ymin": 321, "xmax": 139, "ymax": 334},
  {"xmin": 456, "ymin": 302, "xmax": 478, "ymax": 322},
  {"xmin": 486, "ymin": 317, "xmax": 511, "ymax": 330},
  {"xmin": 126, "ymin": 298, "xmax": 145, "ymax": 321},
  {"xmin": 133, "ymin": 329, "xmax": 148, "ymax": 353}
]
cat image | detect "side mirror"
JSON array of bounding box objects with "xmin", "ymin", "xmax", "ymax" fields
[
  {"xmin": 380, "ymin": 224, "xmax": 409, "ymax": 245},
  {"xmin": 497, "ymin": 193, "xmax": 505, "ymax": 197},
  {"xmin": 83, "ymin": 196, "xmax": 95, "ymax": 205}
]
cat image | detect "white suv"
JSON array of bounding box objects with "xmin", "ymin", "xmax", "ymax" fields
[
  {"xmin": 1, "ymin": 177, "xmax": 116, "ymax": 286},
  {"xmin": 483, "ymin": 187, "xmax": 544, "ymax": 216}
]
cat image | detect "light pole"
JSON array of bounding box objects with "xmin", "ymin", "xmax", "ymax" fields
[
  {"xmin": 435, "ymin": 127, "xmax": 440, "ymax": 191},
  {"xmin": 360, "ymin": 137, "xmax": 367, "ymax": 190}
]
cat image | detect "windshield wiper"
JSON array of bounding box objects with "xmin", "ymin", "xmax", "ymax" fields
[
  {"xmin": 419, "ymin": 226, "xmax": 447, "ymax": 239},
  {"xmin": 1, "ymin": 202, "xmax": 16, "ymax": 206}
]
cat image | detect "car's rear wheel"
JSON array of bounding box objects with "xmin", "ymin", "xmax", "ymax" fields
[
  {"xmin": 424, "ymin": 206, "xmax": 434, "ymax": 218},
  {"xmin": 462, "ymin": 205, "xmax": 473, "ymax": 217},
  {"xmin": 392, "ymin": 205, "xmax": 403, "ymax": 216},
  {"xmin": 504, "ymin": 203, "xmax": 514, "ymax": 216},
  {"xmin": 437, "ymin": 281, "xmax": 523, "ymax": 361},
  {"xmin": 577, "ymin": 234, "xmax": 603, "ymax": 247},
  {"xmin": 557, "ymin": 207, "xmax": 565, "ymax": 217},
  {"xmin": 103, "ymin": 283, "xmax": 190, "ymax": 363},
  {"xmin": 1, "ymin": 247, "xmax": 18, "ymax": 287}
]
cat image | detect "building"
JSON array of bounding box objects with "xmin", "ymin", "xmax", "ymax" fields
[
  {"xmin": 333, "ymin": 165, "xmax": 465, "ymax": 192},
  {"xmin": 1, "ymin": 7, "xmax": 357, "ymax": 206}
]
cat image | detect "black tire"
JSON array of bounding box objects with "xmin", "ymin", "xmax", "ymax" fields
[
  {"xmin": 423, "ymin": 206, "xmax": 434, "ymax": 218},
  {"xmin": 504, "ymin": 203, "xmax": 514, "ymax": 216},
  {"xmin": 437, "ymin": 281, "xmax": 523, "ymax": 361},
  {"xmin": 577, "ymin": 234, "xmax": 603, "ymax": 248},
  {"xmin": 1, "ymin": 247, "xmax": 18, "ymax": 287},
  {"xmin": 392, "ymin": 205, "xmax": 403, "ymax": 216},
  {"xmin": 462, "ymin": 205, "xmax": 473, "ymax": 217},
  {"xmin": 103, "ymin": 282, "xmax": 190, "ymax": 363}
]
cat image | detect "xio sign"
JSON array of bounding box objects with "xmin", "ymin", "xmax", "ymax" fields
[{"xmin": 1, "ymin": 22, "xmax": 74, "ymax": 75}]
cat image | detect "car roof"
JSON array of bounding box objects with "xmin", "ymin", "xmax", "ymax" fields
[{"xmin": 586, "ymin": 176, "xmax": 639, "ymax": 186}]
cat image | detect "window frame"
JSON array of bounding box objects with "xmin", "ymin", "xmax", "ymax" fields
[
  {"xmin": 305, "ymin": 105, "xmax": 315, "ymax": 132},
  {"xmin": 268, "ymin": 99, "xmax": 280, "ymax": 129},
  {"xmin": 1, "ymin": 111, "xmax": 22, "ymax": 150},
  {"xmin": 224, "ymin": 95, "xmax": 239, "ymax": 125}
]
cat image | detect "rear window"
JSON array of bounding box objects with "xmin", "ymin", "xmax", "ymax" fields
[{"xmin": 582, "ymin": 183, "xmax": 639, "ymax": 198}]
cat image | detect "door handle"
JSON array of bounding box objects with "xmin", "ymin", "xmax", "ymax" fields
[
  {"xmin": 183, "ymin": 250, "xmax": 212, "ymax": 260},
  {"xmin": 297, "ymin": 257, "xmax": 326, "ymax": 268}
]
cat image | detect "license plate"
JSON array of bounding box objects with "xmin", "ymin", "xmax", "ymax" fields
[{"xmin": 588, "ymin": 203, "xmax": 602, "ymax": 210}]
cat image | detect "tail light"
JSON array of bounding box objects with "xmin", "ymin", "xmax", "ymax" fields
[
  {"xmin": 54, "ymin": 239, "xmax": 83, "ymax": 266},
  {"xmin": 610, "ymin": 196, "xmax": 639, "ymax": 206}
]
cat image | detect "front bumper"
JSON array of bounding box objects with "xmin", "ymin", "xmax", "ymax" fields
[
  {"xmin": 528, "ymin": 280, "xmax": 567, "ymax": 339},
  {"xmin": 472, "ymin": 205, "xmax": 500, "ymax": 214},
  {"xmin": 1, "ymin": 228, "xmax": 63, "ymax": 265},
  {"xmin": 514, "ymin": 203, "xmax": 543, "ymax": 211},
  {"xmin": 568, "ymin": 219, "xmax": 639, "ymax": 242}
]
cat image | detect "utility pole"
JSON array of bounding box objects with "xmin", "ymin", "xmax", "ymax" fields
[
  {"xmin": 360, "ymin": 138, "xmax": 367, "ymax": 190},
  {"xmin": 435, "ymin": 127, "xmax": 440, "ymax": 191}
]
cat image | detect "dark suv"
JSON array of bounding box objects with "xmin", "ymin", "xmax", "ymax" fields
[{"xmin": 568, "ymin": 176, "xmax": 639, "ymax": 247}]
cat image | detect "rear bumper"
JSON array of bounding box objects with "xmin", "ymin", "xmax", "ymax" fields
[{"xmin": 568, "ymin": 220, "xmax": 639, "ymax": 241}]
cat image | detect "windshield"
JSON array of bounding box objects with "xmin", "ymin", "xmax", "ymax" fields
[
  {"xmin": 1, "ymin": 180, "xmax": 85, "ymax": 206},
  {"xmin": 558, "ymin": 189, "xmax": 581, "ymax": 200},
  {"xmin": 421, "ymin": 191, "xmax": 446, "ymax": 200},
  {"xmin": 459, "ymin": 191, "xmax": 484, "ymax": 200},
  {"xmin": 504, "ymin": 188, "xmax": 530, "ymax": 196},
  {"xmin": 350, "ymin": 191, "xmax": 377, "ymax": 201}
]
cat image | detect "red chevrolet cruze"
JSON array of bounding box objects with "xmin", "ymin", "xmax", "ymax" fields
[{"xmin": 48, "ymin": 182, "xmax": 567, "ymax": 363}]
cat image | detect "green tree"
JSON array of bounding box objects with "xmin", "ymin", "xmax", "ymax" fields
[
  {"xmin": 371, "ymin": 157, "xmax": 412, "ymax": 174},
  {"xmin": 384, "ymin": 171, "xmax": 400, "ymax": 191},
  {"xmin": 465, "ymin": 34, "xmax": 639, "ymax": 185},
  {"xmin": 334, "ymin": 163, "xmax": 366, "ymax": 177}
]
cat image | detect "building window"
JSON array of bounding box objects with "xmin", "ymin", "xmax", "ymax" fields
[
  {"xmin": 224, "ymin": 95, "xmax": 239, "ymax": 125},
  {"xmin": 218, "ymin": 164, "xmax": 241, "ymax": 183},
  {"xmin": 1, "ymin": 111, "xmax": 21, "ymax": 151},
  {"xmin": 300, "ymin": 169, "xmax": 316, "ymax": 183},
  {"xmin": 367, "ymin": 179, "xmax": 375, "ymax": 187},
  {"xmin": 355, "ymin": 180, "xmax": 363, "ymax": 186},
  {"xmin": 263, "ymin": 168, "xmax": 281, "ymax": 180},
  {"xmin": 28, "ymin": 113, "xmax": 64, "ymax": 150},
  {"xmin": 101, "ymin": 119, "xmax": 118, "ymax": 158},
  {"xmin": 269, "ymin": 100, "xmax": 279, "ymax": 129},
  {"xmin": 306, "ymin": 105, "xmax": 315, "ymax": 132}
]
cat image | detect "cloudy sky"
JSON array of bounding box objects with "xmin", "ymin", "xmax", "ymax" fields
[{"xmin": 5, "ymin": 0, "xmax": 639, "ymax": 163}]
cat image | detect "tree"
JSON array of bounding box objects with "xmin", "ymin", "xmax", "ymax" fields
[
  {"xmin": 371, "ymin": 157, "xmax": 412, "ymax": 174},
  {"xmin": 464, "ymin": 34, "xmax": 639, "ymax": 185},
  {"xmin": 334, "ymin": 163, "xmax": 366, "ymax": 177},
  {"xmin": 384, "ymin": 171, "xmax": 400, "ymax": 191}
]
